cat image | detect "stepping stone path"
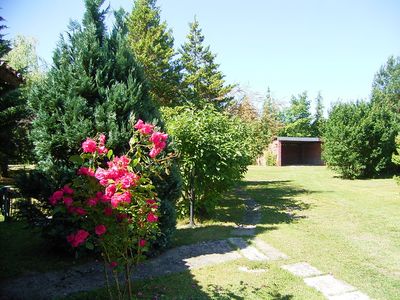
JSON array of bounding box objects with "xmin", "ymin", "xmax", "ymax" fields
[
  {"xmin": 0, "ymin": 194, "xmax": 371, "ymax": 300},
  {"xmin": 282, "ymin": 262, "xmax": 370, "ymax": 299},
  {"xmin": 228, "ymin": 237, "xmax": 268, "ymax": 261}
]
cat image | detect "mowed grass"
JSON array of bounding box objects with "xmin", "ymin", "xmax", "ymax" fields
[
  {"xmin": 3, "ymin": 166, "xmax": 399, "ymax": 299},
  {"xmin": 244, "ymin": 166, "xmax": 400, "ymax": 300}
]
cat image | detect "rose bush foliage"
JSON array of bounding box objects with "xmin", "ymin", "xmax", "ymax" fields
[{"xmin": 49, "ymin": 120, "xmax": 171, "ymax": 279}]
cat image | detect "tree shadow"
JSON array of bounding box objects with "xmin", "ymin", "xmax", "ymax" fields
[{"xmin": 238, "ymin": 180, "xmax": 313, "ymax": 226}]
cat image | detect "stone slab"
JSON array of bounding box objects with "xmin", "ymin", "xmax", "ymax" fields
[
  {"xmin": 228, "ymin": 237, "xmax": 268, "ymax": 261},
  {"xmin": 328, "ymin": 291, "xmax": 370, "ymax": 300},
  {"xmin": 281, "ymin": 262, "xmax": 323, "ymax": 278},
  {"xmin": 184, "ymin": 251, "xmax": 241, "ymax": 268},
  {"xmin": 253, "ymin": 238, "xmax": 288, "ymax": 260},
  {"xmin": 304, "ymin": 275, "xmax": 356, "ymax": 297}
]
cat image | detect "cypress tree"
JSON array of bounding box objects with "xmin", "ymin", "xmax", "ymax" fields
[{"xmin": 26, "ymin": 0, "xmax": 179, "ymax": 250}]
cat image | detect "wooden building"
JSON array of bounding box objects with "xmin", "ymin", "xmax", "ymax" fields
[{"xmin": 271, "ymin": 137, "xmax": 324, "ymax": 166}]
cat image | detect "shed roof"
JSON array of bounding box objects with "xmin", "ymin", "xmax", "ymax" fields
[{"xmin": 276, "ymin": 136, "xmax": 321, "ymax": 142}]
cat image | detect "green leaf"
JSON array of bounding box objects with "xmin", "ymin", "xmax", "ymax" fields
[
  {"xmin": 107, "ymin": 149, "xmax": 113, "ymax": 160},
  {"xmin": 85, "ymin": 241, "xmax": 94, "ymax": 250},
  {"xmin": 69, "ymin": 155, "xmax": 83, "ymax": 165}
]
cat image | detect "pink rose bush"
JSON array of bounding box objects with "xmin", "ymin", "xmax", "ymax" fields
[{"xmin": 49, "ymin": 119, "xmax": 172, "ymax": 298}]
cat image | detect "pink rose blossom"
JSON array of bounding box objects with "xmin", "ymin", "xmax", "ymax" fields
[
  {"xmin": 49, "ymin": 190, "xmax": 64, "ymax": 205},
  {"xmin": 99, "ymin": 134, "xmax": 106, "ymax": 146},
  {"xmin": 110, "ymin": 191, "xmax": 131, "ymax": 208},
  {"xmin": 63, "ymin": 185, "xmax": 74, "ymax": 195},
  {"xmin": 149, "ymin": 147, "xmax": 162, "ymax": 158},
  {"xmin": 77, "ymin": 167, "xmax": 95, "ymax": 177},
  {"xmin": 146, "ymin": 199, "xmax": 158, "ymax": 209},
  {"xmin": 53, "ymin": 190, "xmax": 64, "ymax": 200},
  {"xmin": 109, "ymin": 261, "xmax": 118, "ymax": 268},
  {"xmin": 82, "ymin": 138, "xmax": 97, "ymax": 153},
  {"xmin": 95, "ymin": 224, "xmax": 107, "ymax": 236},
  {"xmin": 134, "ymin": 119, "xmax": 154, "ymax": 135},
  {"xmin": 105, "ymin": 184, "xmax": 116, "ymax": 198},
  {"xmin": 86, "ymin": 197, "xmax": 98, "ymax": 207},
  {"xmin": 139, "ymin": 239, "xmax": 146, "ymax": 247},
  {"xmin": 119, "ymin": 172, "xmax": 140, "ymax": 189},
  {"xmin": 74, "ymin": 207, "xmax": 87, "ymax": 216},
  {"xmin": 67, "ymin": 229, "xmax": 89, "ymax": 247},
  {"xmin": 63, "ymin": 197, "xmax": 73, "ymax": 207},
  {"xmin": 149, "ymin": 132, "xmax": 168, "ymax": 148},
  {"xmin": 97, "ymin": 145, "xmax": 108, "ymax": 155},
  {"xmin": 95, "ymin": 167, "xmax": 109, "ymax": 186},
  {"xmin": 146, "ymin": 212, "xmax": 158, "ymax": 223}
]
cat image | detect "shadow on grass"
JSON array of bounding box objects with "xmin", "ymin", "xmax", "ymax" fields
[
  {"xmin": 241, "ymin": 180, "xmax": 313, "ymax": 225},
  {"xmin": 173, "ymin": 180, "xmax": 313, "ymax": 247}
]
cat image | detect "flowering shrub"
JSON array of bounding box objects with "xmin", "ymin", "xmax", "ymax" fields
[{"xmin": 49, "ymin": 119, "xmax": 172, "ymax": 298}]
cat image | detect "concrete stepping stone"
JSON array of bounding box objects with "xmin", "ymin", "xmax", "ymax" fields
[
  {"xmin": 231, "ymin": 225, "xmax": 256, "ymax": 236},
  {"xmin": 328, "ymin": 290, "xmax": 370, "ymax": 300},
  {"xmin": 238, "ymin": 266, "xmax": 267, "ymax": 273},
  {"xmin": 252, "ymin": 238, "xmax": 289, "ymax": 260},
  {"xmin": 228, "ymin": 237, "xmax": 268, "ymax": 261},
  {"xmin": 281, "ymin": 262, "xmax": 323, "ymax": 278},
  {"xmin": 304, "ymin": 274, "xmax": 356, "ymax": 297},
  {"xmin": 183, "ymin": 251, "xmax": 241, "ymax": 268}
]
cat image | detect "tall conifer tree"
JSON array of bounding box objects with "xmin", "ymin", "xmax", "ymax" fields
[
  {"xmin": 179, "ymin": 17, "xmax": 234, "ymax": 109},
  {"xmin": 127, "ymin": 0, "xmax": 181, "ymax": 106}
]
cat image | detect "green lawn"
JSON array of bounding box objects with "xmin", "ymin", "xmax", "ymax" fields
[
  {"xmin": 2, "ymin": 166, "xmax": 399, "ymax": 299},
  {"xmin": 244, "ymin": 166, "xmax": 400, "ymax": 300}
]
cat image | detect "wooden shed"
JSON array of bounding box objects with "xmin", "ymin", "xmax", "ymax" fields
[{"xmin": 271, "ymin": 137, "xmax": 324, "ymax": 166}]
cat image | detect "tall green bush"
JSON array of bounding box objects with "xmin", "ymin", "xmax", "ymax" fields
[
  {"xmin": 323, "ymin": 101, "xmax": 397, "ymax": 179},
  {"xmin": 162, "ymin": 105, "xmax": 261, "ymax": 225},
  {"xmin": 23, "ymin": 0, "xmax": 180, "ymax": 251}
]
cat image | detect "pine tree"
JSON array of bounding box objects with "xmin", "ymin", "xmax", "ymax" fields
[
  {"xmin": 127, "ymin": 0, "xmax": 181, "ymax": 106},
  {"xmin": 179, "ymin": 17, "xmax": 234, "ymax": 109},
  {"xmin": 26, "ymin": 0, "xmax": 180, "ymax": 250}
]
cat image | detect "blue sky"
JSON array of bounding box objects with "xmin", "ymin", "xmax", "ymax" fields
[{"xmin": 2, "ymin": 0, "xmax": 400, "ymax": 111}]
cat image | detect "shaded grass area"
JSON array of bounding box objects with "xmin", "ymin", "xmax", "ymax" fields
[
  {"xmin": 0, "ymin": 221, "xmax": 88, "ymax": 280},
  {"xmin": 64, "ymin": 259, "xmax": 323, "ymax": 300},
  {"xmin": 172, "ymin": 180, "xmax": 310, "ymax": 247}
]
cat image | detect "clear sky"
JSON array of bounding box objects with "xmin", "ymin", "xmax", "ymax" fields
[{"xmin": 2, "ymin": 0, "xmax": 400, "ymax": 111}]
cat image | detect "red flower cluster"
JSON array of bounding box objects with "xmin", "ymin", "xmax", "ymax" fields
[
  {"xmin": 149, "ymin": 132, "xmax": 168, "ymax": 158},
  {"xmin": 49, "ymin": 185, "xmax": 74, "ymax": 206},
  {"xmin": 67, "ymin": 229, "xmax": 89, "ymax": 247},
  {"xmin": 134, "ymin": 119, "xmax": 168, "ymax": 158},
  {"xmin": 134, "ymin": 119, "xmax": 154, "ymax": 135},
  {"xmin": 49, "ymin": 121, "xmax": 167, "ymax": 253},
  {"xmin": 82, "ymin": 134, "xmax": 108, "ymax": 155}
]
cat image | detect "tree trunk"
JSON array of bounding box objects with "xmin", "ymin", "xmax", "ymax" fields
[{"xmin": 189, "ymin": 169, "xmax": 195, "ymax": 227}]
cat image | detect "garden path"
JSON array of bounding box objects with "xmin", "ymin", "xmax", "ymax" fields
[{"xmin": 0, "ymin": 195, "xmax": 370, "ymax": 300}]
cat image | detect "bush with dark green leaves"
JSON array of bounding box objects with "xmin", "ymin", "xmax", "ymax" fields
[
  {"xmin": 162, "ymin": 105, "xmax": 261, "ymax": 224},
  {"xmin": 323, "ymin": 101, "xmax": 397, "ymax": 179},
  {"xmin": 19, "ymin": 0, "xmax": 180, "ymax": 252}
]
